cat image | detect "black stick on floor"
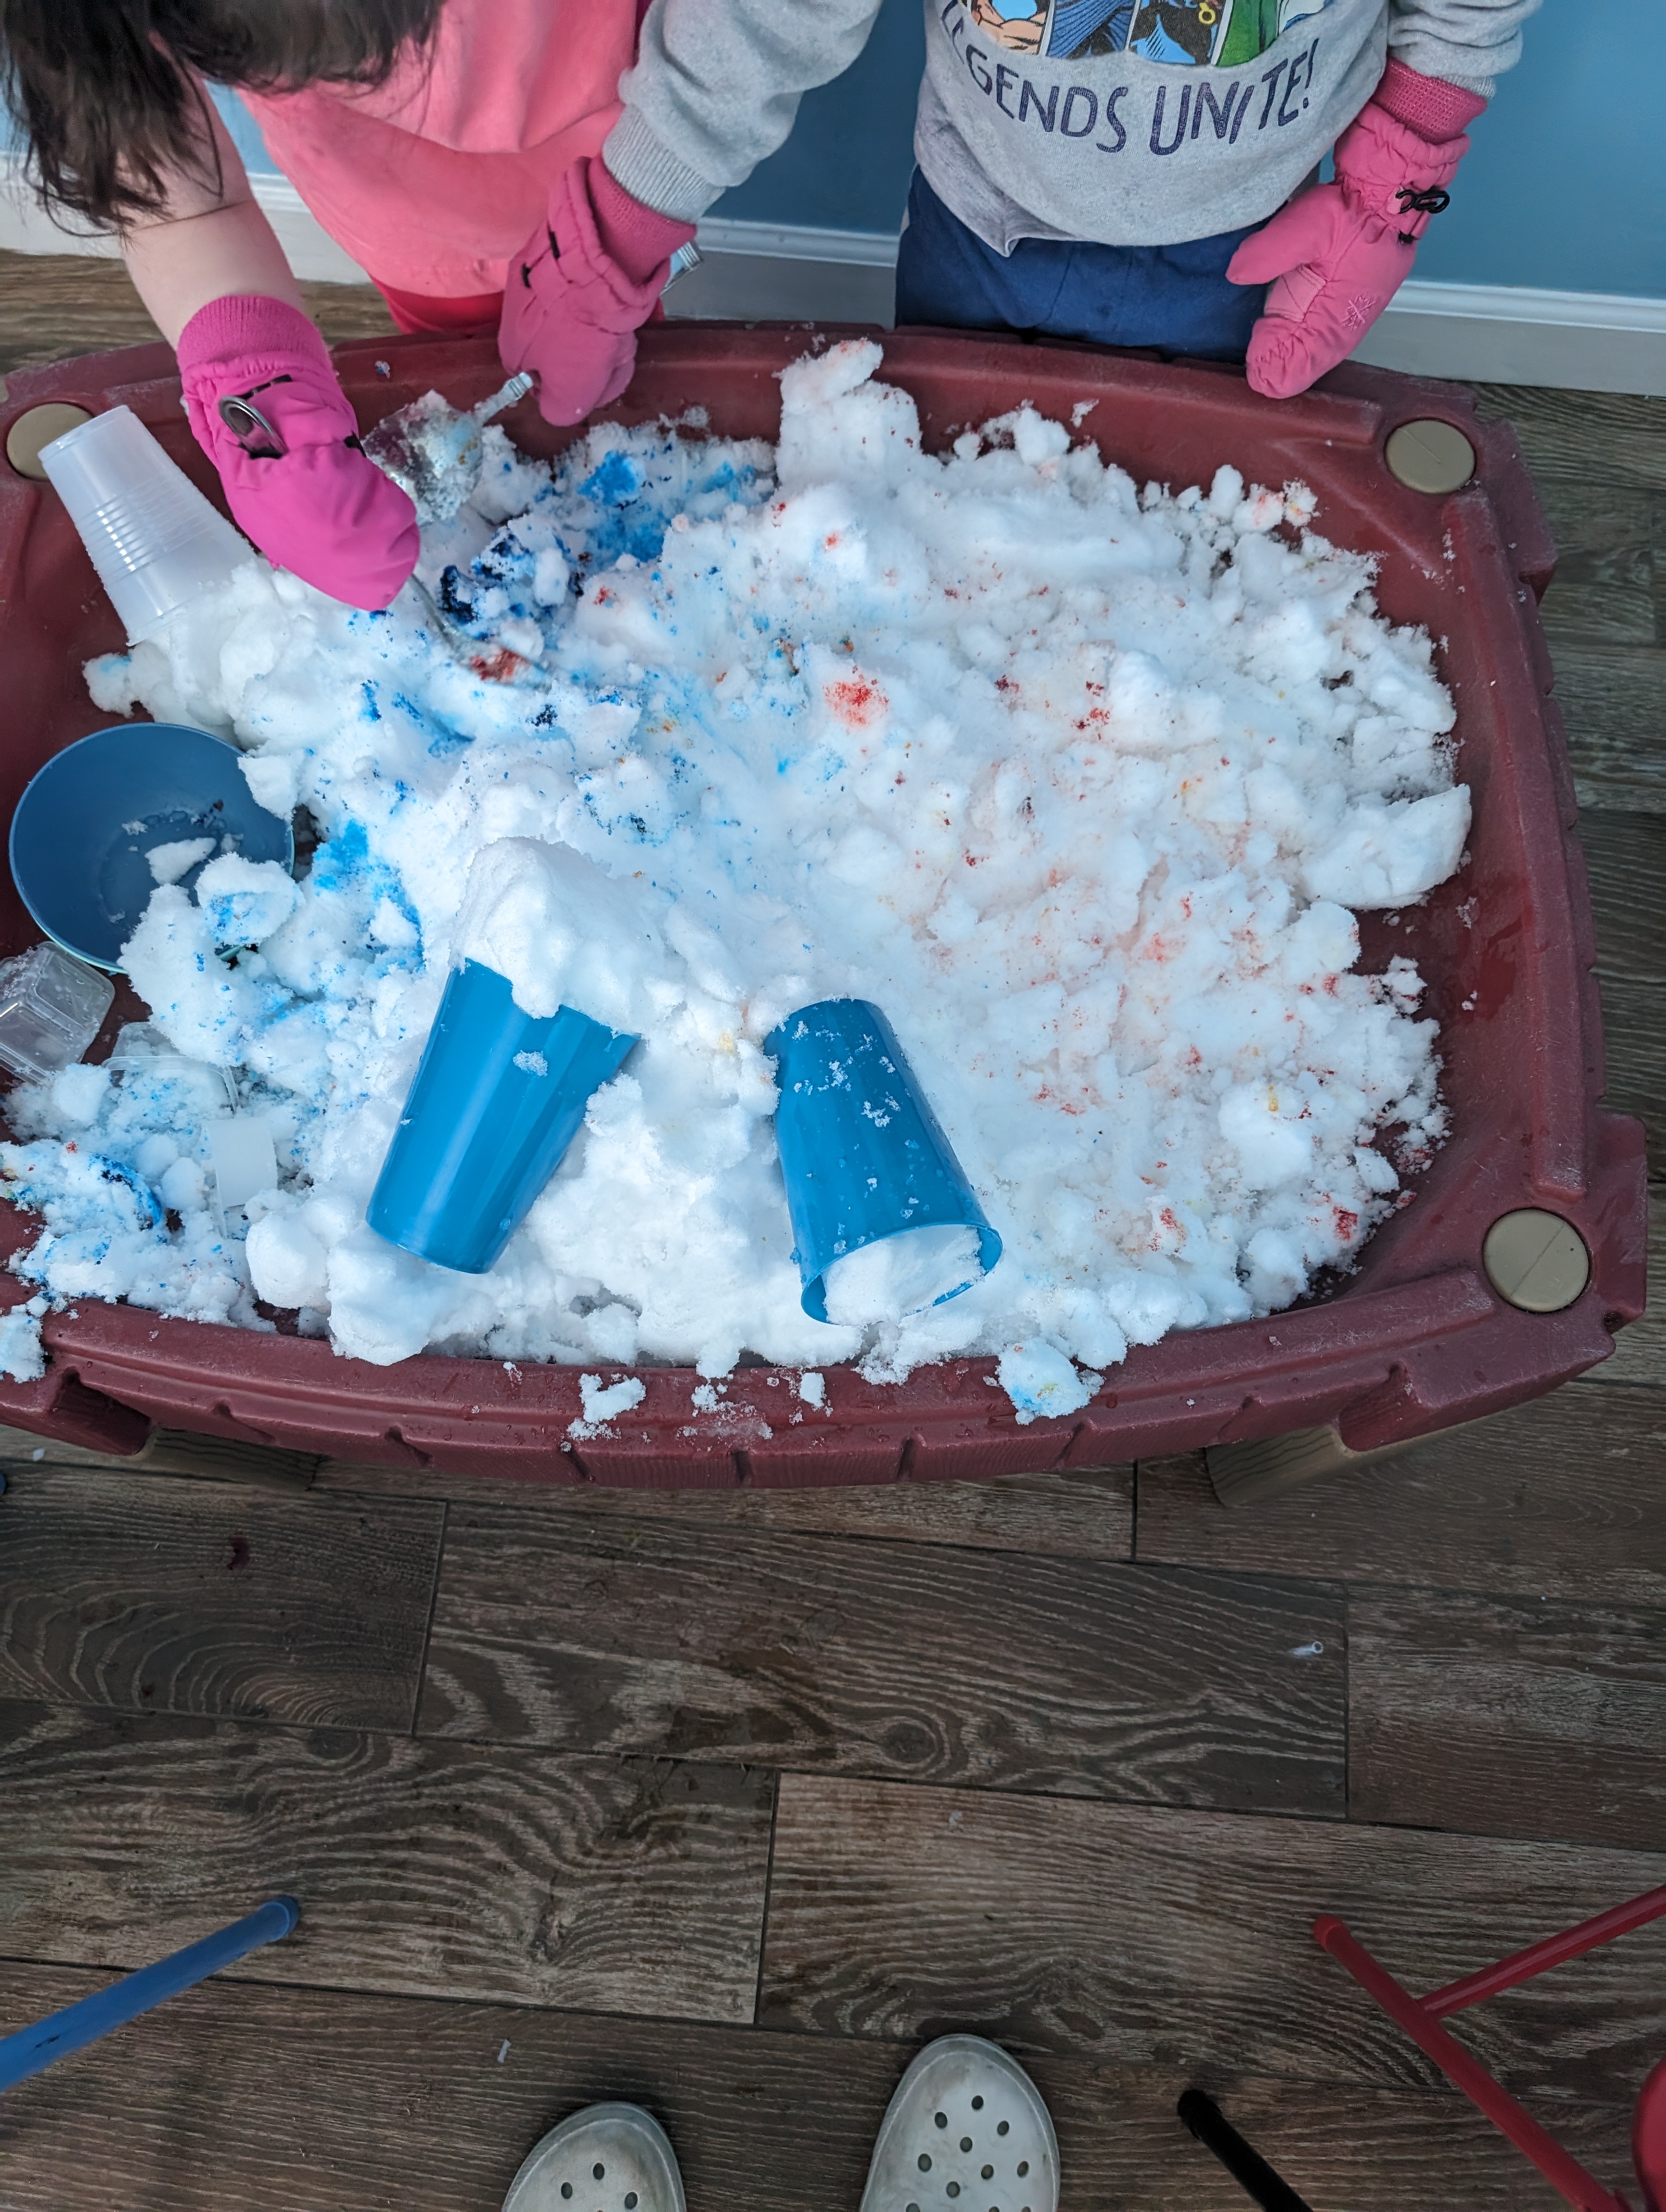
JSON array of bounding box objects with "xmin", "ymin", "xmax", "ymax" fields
[{"xmin": 1177, "ymin": 2089, "xmax": 1315, "ymax": 2212}]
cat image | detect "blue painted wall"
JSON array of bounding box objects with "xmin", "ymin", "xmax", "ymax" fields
[{"xmin": 13, "ymin": 0, "xmax": 1662, "ymax": 297}]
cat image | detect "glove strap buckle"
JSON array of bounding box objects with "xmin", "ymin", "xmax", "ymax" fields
[
  {"xmin": 217, "ymin": 377, "xmax": 292, "ymax": 460},
  {"xmin": 1395, "ymin": 184, "xmax": 1451, "ymax": 245}
]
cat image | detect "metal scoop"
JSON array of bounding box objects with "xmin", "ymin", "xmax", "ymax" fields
[{"xmin": 361, "ymin": 371, "xmax": 535, "ymax": 526}]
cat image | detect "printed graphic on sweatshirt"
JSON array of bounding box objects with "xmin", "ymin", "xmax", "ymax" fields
[
  {"xmin": 969, "ymin": 0, "xmax": 1329, "ymax": 67},
  {"xmin": 940, "ymin": 0, "xmax": 1328, "ymax": 158}
]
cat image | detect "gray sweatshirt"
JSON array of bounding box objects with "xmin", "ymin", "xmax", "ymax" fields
[{"xmin": 604, "ymin": 0, "xmax": 1537, "ymax": 253}]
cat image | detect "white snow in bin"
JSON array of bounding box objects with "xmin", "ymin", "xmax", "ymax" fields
[
  {"xmin": 208, "ymin": 1116, "xmax": 277, "ymax": 1212},
  {"xmin": 822, "ymin": 1224, "xmax": 983, "ymax": 1326},
  {"xmin": 0, "ymin": 1309, "xmax": 45, "ymax": 1382},
  {"xmin": 797, "ymin": 1369, "xmax": 825, "ymax": 1408},
  {"xmin": 195, "ymin": 856, "xmax": 299, "ymax": 948},
  {"xmin": 997, "ymin": 1341, "xmax": 1101, "ymax": 1426},
  {"xmin": 148, "ymin": 836, "xmax": 217, "ymax": 886},
  {"xmin": 5, "ymin": 340, "xmax": 1465, "ymax": 1420},
  {"xmin": 571, "ymin": 1372, "xmax": 646, "ymax": 1437}
]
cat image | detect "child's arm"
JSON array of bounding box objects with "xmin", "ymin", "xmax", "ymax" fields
[
  {"xmin": 605, "ymin": 0, "xmax": 890, "ymax": 227},
  {"xmin": 121, "ymin": 95, "xmax": 304, "ymax": 345},
  {"xmin": 500, "ymin": 0, "xmax": 887, "ymax": 426},
  {"xmin": 119, "ymin": 90, "xmax": 418, "ymax": 610}
]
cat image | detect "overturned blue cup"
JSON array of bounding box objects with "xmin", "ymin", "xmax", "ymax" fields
[
  {"xmin": 368, "ymin": 959, "xmax": 636, "ymax": 1275},
  {"xmin": 765, "ymin": 997, "xmax": 1002, "ymax": 1324}
]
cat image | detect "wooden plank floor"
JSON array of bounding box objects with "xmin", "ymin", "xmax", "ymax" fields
[{"xmin": 1, "ymin": 249, "xmax": 1664, "ymax": 2210}]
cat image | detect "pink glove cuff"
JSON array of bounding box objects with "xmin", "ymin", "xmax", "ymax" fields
[
  {"xmin": 1334, "ymin": 100, "xmax": 1470, "ymax": 239},
  {"xmin": 590, "ymin": 158, "xmax": 696, "ymax": 288},
  {"xmin": 176, "ymin": 293, "xmax": 334, "ymax": 389},
  {"xmin": 1374, "ymin": 57, "xmax": 1487, "ymax": 144}
]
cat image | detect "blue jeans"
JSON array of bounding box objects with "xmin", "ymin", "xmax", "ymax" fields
[{"xmin": 894, "ymin": 169, "xmax": 1264, "ymax": 362}]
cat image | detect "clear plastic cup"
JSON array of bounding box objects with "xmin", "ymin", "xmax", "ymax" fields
[
  {"xmin": 0, "ymin": 943, "xmax": 115, "ymax": 1081},
  {"xmin": 38, "ymin": 406, "xmax": 252, "ymax": 642}
]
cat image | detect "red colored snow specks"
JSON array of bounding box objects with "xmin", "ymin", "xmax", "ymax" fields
[
  {"xmin": 824, "ymin": 674, "xmax": 888, "ymax": 729},
  {"xmin": 471, "ymin": 649, "xmax": 529, "ymax": 683}
]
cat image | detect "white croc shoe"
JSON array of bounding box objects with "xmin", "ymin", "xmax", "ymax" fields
[
  {"xmin": 860, "ymin": 2035, "xmax": 1059, "ymax": 2212},
  {"xmin": 501, "ymin": 2102, "xmax": 685, "ymax": 2212}
]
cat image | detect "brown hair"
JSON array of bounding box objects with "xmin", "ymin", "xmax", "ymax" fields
[{"xmin": 1, "ymin": 0, "xmax": 444, "ymax": 229}]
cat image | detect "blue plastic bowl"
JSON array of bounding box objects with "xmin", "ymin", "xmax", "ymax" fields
[{"xmin": 9, "ymin": 722, "xmax": 294, "ymax": 973}]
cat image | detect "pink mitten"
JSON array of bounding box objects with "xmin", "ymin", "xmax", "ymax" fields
[
  {"xmin": 500, "ymin": 156, "xmax": 696, "ymax": 428},
  {"xmin": 178, "ymin": 295, "xmax": 419, "ymax": 610},
  {"xmin": 1227, "ymin": 60, "xmax": 1485, "ymax": 400}
]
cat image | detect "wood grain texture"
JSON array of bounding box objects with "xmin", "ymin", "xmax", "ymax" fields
[
  {"xmin": 0, "ymin": 1703, "xmax": 770, "ymax": 2022},
  {"xmin": 0, "ymin": 1467, "xmax": 442, "ymax": 1730},
  {"xmin": 1135, "ymin": 1380, "xmax": 1666, "ymax": 1604},
  {"xmin": 1585, "ymin": 1185, "xmax": 1666, "ymax": 1388},
  {"xmin": 1349, "ymin": 1585, "xmax": 1666, "ymax": 1850},
  {"xmin": 1560, "ymin": 645, "xmax": 1666, "ymax": 815},
  {"xmin": 418, "ymin": 1510, "xmax": 1344, "ymax": 1815},
  {"xmin": 0, "ymin": 248, "xmax": 394, "ymax": 378},
  {"xmin": 1473, "ymin": 385, "xmax": 1666, "ymax": 496},
  {"xmin": 314, "ymin": 1456, "xmax": 1137, "ymax": 1560},
  {"xmin": 0, "ymin": 1966, "xmax": 1631, "ymax": 2212},
  {"xmin": 1535, "ymin": 484, "xmax": 1661, "ymax": 650},
  {"xmin": 1581, "ymin": 809, "xmax": 1666, "ymax": 986},
  {"xmin": 759, "ymin": 1773, "xmax": 1666, "ymax": 2104},
  {"xmin": 1594, "ymin": 974, "xmax": 1666, "ymax": 1175}
]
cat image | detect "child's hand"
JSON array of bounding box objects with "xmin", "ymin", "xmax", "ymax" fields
[
  {"xmin": 499, "ymin": 158, "xmax": 696, "ymax": 428},
  {"xmin": 1226, "ymin": 74, "xmax": 1476, "ymax": 401},
  {"xmin": 178, "ymin": 297, "xmax": 419, "ymax": 609}
]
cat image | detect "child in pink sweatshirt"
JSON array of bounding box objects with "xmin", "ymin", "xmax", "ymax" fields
[{"xmin": 1, "ymin": 0, "xmax": 1535, "ymax": 612}]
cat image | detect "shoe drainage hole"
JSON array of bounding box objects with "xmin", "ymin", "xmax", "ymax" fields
[
  {"xmin": 593, "ymin": 2168, "xmax": 605, "ymax": 2183},
  {"xmin": 625, "ymin": 2198, "xmax": 638, "ymax": 2209},
  {"xmin": 560, "ymin": 2191, "xmax": 572, "ymax": 2203},
  {"xmin": 946, "ymin": 2187, "xmax": 961, "ymax": 2201},
  {"xmin": 971, "ymin": 2095, "xmax": 984, "ymax": 2110},
  {"xmin": 982, "ymin": 2167, "xmax": 995, "ymax": 2181},
  {"xmin": 960, "ymin": 2137, "xmax": 973, "ymax": 2152},
  {"xmin": 996, "ymin": 2120, "xmax": 1010, "ymax": 2136},
  {"xmin": 918, "ymin": 2154, "xmax": 932, "ymax": 2171},
  {"xmin": 935, "ymin": 2112, "xmax": 948, "ymax": 2129},
  {"xmin": 907, "ymin": 2204, "xmax": 921, "ymax": 2211},
  {"xmin": 1016, "ymin": 2162, "xmax": 1029, "ymax": 2177}
]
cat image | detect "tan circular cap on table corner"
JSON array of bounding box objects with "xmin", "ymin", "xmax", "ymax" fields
[
  {"xmin": 1482, "ymin": 1208, "xmax": 1592, "ymax": 1314},
  {"xmin": 1385, "ymin": 417, "xmax": 1477, "ymax": 496},
  {"xmin": 6, "ymin": 402, "xmax": 93, "ymax": 481}
]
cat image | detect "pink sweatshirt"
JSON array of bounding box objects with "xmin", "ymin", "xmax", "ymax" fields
[{"xmin": 238, "ymin": 0, "xmax": 638, "ymax": 297}]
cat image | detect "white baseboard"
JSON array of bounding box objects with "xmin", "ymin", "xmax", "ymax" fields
[
  {"xmin": 1354, "ymin": 281, "xmax": 1666, "ymax": 397},
  {"xmin": 5, "ymin": 158, "xmax": 1662, "ymax": 396}
]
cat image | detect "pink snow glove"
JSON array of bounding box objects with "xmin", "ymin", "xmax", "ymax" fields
[
  {"xmin": 1227, "ymin": 60, "xmax": 1485, "ymax": 400},
  {"xmin": 178, "ymin": 295, "xmax": 419, "ymax": 610},
  {"xmin": 499, "ymin": 156, "xmax": 696, "ymax": 428}
]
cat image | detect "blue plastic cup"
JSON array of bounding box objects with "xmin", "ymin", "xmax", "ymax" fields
[
  {"xmin": 368, "ymin": 959, "xmax": 637, "ymax": 1275},
  {"xmin": 9, "ymin": 723, "xmax": 294, "ymax": 973},
  {"xmin": 765, "ymin": 997, "xmax": 1002, "ymax": 1323}
]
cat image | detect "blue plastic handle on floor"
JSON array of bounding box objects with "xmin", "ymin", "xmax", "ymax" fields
[
  {"xmin": 0, "ymin": 1896, "xmax": 299, "ymax": 2094},
  {"xmin": 368, "ymin": 957, "xmax": 638, "ymax": 1275},
  {"xmin": 764, "ymin": 996, "xmax": 1001, "ymax": 1322}
]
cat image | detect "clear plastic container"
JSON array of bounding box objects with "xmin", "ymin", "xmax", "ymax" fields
[
  {"xmin": 0, "ymin": 943, "xmax": 115, "ymax": 1080},
  {"xmin": 37, "ymin": 405, "xmax": 251, "ymax": 643}
]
